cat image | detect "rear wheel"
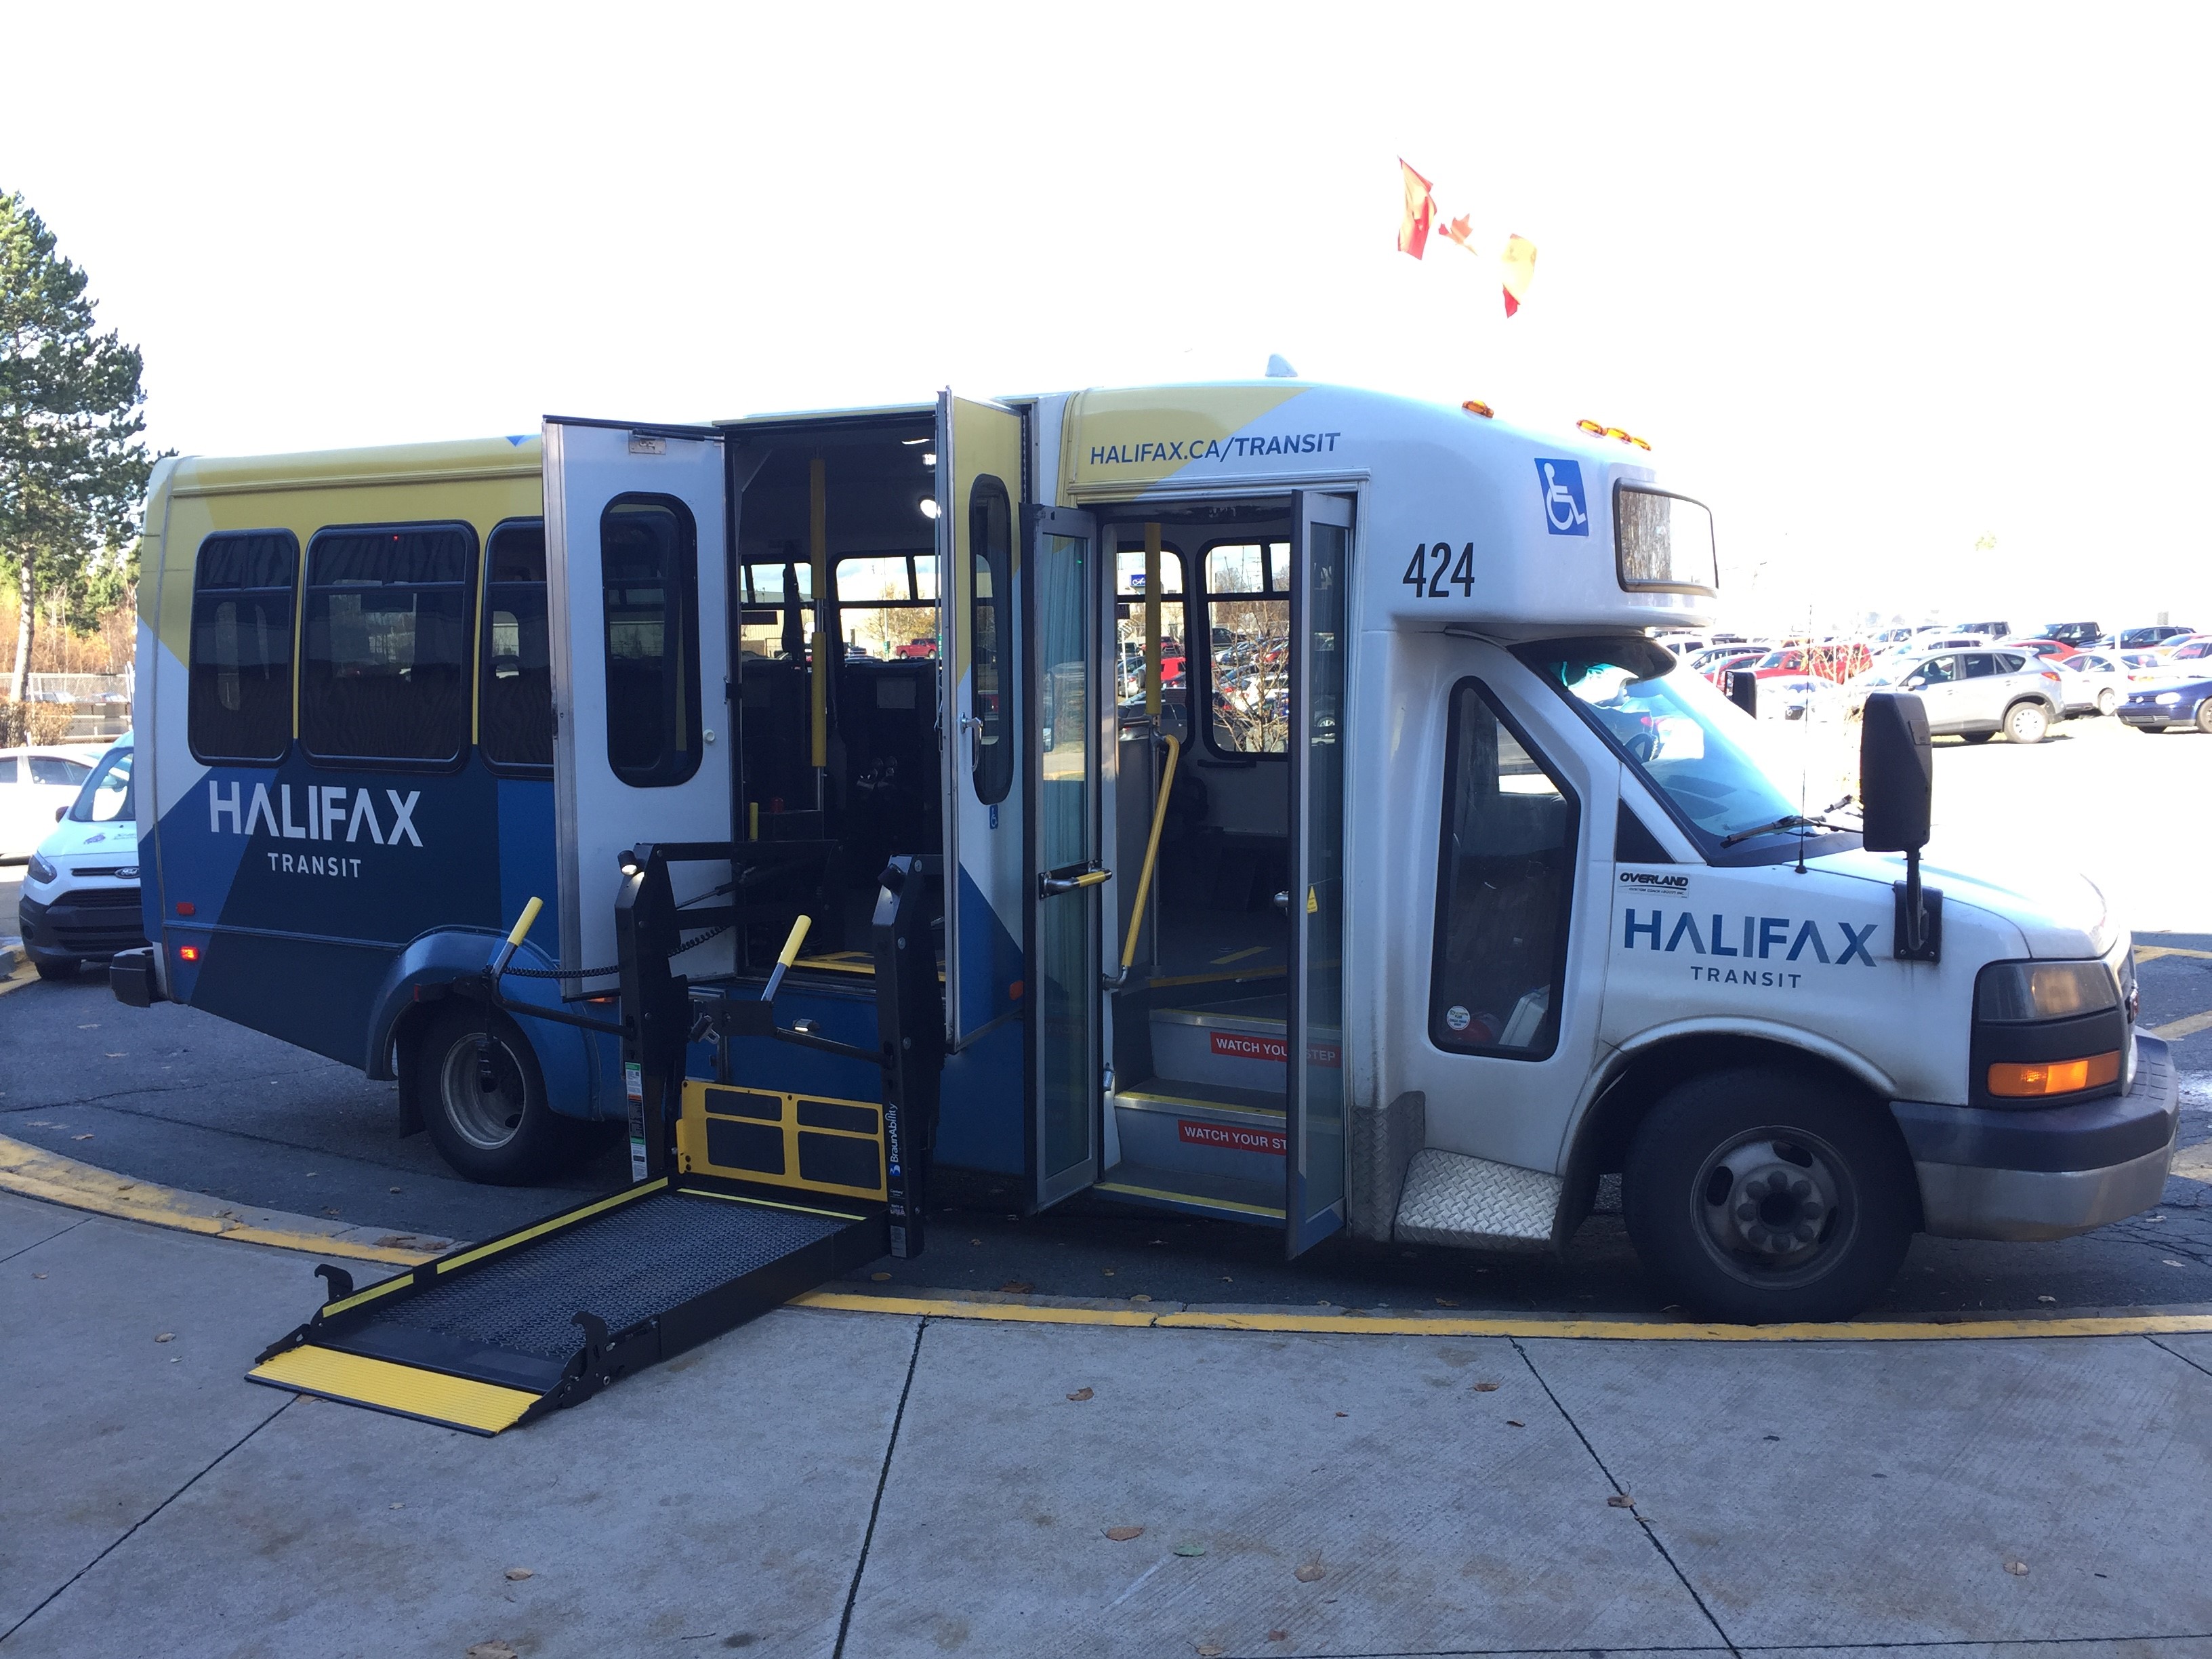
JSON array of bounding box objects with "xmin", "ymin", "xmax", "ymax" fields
[
  {"xmin": 2003, "ymin": 701, "xmax": 2049, "ymax": 744},
  {"xmin": 415, "ymin": 1005, "xmax": 582, "ymax": 1185},
  {"xmin": 2196, "ymin": 699, "xmax": 2212, "ymax": 735},
  {"xmin": 1622, "ymin": 1066, "xmax": 1917, "ymax": 1324},
  {"xmin": 2096, "ymin": 687, "xmax": 2119, "ymax": 716}
]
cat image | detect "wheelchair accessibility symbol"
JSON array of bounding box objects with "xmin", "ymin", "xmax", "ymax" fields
[{"xmin": 1535, "ymin": 458, "xmax": 1589, "ymax": 537}]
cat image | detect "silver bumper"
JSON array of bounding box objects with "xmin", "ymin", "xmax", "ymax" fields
[{"xmin": 1896, "ymin": 1033, "xmax": 2182, "ymax": 1243}]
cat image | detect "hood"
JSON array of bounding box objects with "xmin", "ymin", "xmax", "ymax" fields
[
  {"xmin": 39, "ymin": 814, "xmax": 140, "ymax": 866},
  {"xmin": 1811, "ymin": 846, "xmax": 2114, "ymax": 958}
]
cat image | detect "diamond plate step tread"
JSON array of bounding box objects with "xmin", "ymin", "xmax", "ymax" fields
[{"xmin": 1393, "ymin": 1147, "xmax": 1561, "ymax": 1248}]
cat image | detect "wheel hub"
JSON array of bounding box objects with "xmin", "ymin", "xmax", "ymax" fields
[
  {"xmin": 1698, "ymin": 1136, "xmax": 1843, "ymax": 1269},
  {"xmin": 441, "ymin": 1033, "xmax": 525, "ymax": 1151}
]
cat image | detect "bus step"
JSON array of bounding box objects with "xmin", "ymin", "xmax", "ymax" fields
[
  {"xmin": 1093, "ymin": 1163, "xmax": 1286, "ymax": 1224},
  {"xmin": 247, "ymin": 1176, "xmax": 886, "ymax": 1434}
]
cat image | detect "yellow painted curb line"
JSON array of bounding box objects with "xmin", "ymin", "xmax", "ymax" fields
[
  {"xmin": 794, "ymin": 1291, "xmax": 2212, "ymax": 1342},
  {"xmin": 0, "ymin": 960, "xmax": 41, "ymax": 996},
  {"xmin": 0, "ymin": 1134, "xmax": 451, "ymax": 1266},
  {"xmin": 2152, "ymin": 1009, "xmax": 2212, "ymax": 1042}
]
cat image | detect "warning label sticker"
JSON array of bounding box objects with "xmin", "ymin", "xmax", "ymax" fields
[
  {"xmin": 1208, "ymin": 1030, "xmax": 1341, "ymax": 1068},
  {"xmin": 1177, "ymin": 1119, "xmax": 1287, "ymax": 1156}
]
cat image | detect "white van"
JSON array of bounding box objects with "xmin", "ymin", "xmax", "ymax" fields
[{"xmin": 20, "ymin": 733, "xmax": 143, "ymax": 978}]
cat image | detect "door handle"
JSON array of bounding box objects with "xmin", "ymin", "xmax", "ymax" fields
[
  {"xmin": 1040, "ymin": 867, "xmax": 1110, "ymax": 898},
  {"xmin": 1273, "ymin": 889, "xmax": 1290, "ymax": 916}
]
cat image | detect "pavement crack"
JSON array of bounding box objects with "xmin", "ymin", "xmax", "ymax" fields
[
  {"xmin": 0, "ymin": 1393, "xmax": 295, "ymax": 1644},
  {"xmin": 832, "ymin": 1314, "xmax": 927, "ymax": 1659},
  {"xmin": 2146, "ymin": 1332, "xmax": 2212, "ymax": 1382},
  {"xmin": 0, "ymin": 1213, "xmax": 86, "ymax": 1265},
  {"xmin": 1511, "ymin": 1336, "xmax": 1742, "ymax": 1659}
]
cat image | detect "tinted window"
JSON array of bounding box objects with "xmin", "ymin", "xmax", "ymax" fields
[
  {"xmin": 1993, "ymin": 653, "xmax": 2027, "ymax": 673},
  {"xmin": 968, "ymin": 476, "xmax": 1013, "ymax": 806},
  {"xmin": 1916, "ymin": 656, "xmax": 1958, "ymax": 684},
  {"xmin": 601, "ymin": 497, "xmax": 701, "ymax": 787},
  {"xmin": 1430, "ymin": 682, "xmax": 1576, "ymax": 1059},
  {"xmin": 28, "ymin": 756, "xmax": 89, "ymax": 785},
  {"xmin": 300, "ymin": 525, "xmax": 475, "ymax": 765},
  {"xmin": 480, "ymin": 520, "xmax": 552, "ymax": 771},
  {"xmin": 0, "ymin": 757, "xmax": 14, "ymax": 783},
  {"xmin": 188, "ymin": 530, "xmax": 298, "ymax": 763},
  {"xmin": 1960, "ymin": 653, "xmax": 1996, "ymax": 678}
]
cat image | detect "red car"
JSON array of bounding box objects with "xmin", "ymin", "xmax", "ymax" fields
[{"xmin": 1750, "ymin": 643, "xmax": 1872, "ymax": 684}]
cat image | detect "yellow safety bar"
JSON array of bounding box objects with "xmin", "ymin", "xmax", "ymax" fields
[
  {"xmin": 762, "ymin": 914, "xmax": 813, "ymax": 1000},
  {"xmin": 506, "ymin": 896, "xmax": 544, "ymax": 949},
  {"xmin": 1120, "ymin": 733, "xmax": 1181, "ymax": 970}
]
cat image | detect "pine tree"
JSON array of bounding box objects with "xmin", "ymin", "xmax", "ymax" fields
[{"xmin": 0, "ymin": 191, "xmax": 153, "ymax": 700}]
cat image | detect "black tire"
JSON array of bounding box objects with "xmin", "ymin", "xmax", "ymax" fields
[
  {"xmin": 1622, "ymin": 1066, "xmax": 1917, "ymax": 1324},
  {"xmin": 33, "ymin": 956, "xmax": 80, "ymax": 981},
  {"xmin": 2196, "ymin": 699, "xmax": 2212, "ymax": 735},
  {"xmin": 415, "ymin": 1004, "xmax": 581, "ymax": 1185},
  {"xmin": 1959, "ymin": 731, "xmax": 1995, "ymax": 744},
  {"xmin": 2002, "ymin": 701, "xmax": 2049, "ymax": 744},
  {"xmin": 2096, "ymin": 687, "xmax": 2119, "ymax": 716}
]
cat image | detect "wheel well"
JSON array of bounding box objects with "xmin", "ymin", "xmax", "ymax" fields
[
  {"xmin": 1562, "ymin": 1033, "xmax": 1912, "ymax": 1226},
  {"xmin": 2005, "ymin": 695, "xmax": 2055, "ymax": 718},
  {"xmin": 390, "ymin": 1000, "xmax": 435, "ymax": 1136}
]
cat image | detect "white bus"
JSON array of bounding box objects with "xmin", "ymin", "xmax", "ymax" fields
[{"xmin": 118, "ymin": 381, "xmax": 2175, "ymax": 1331}]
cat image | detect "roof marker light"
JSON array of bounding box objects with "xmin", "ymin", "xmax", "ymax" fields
[
  {"xmin": 1461, "ymin": 399, "xmax": 1494, "ymax": 418},
  {"xmin": 1577, "ymin": 419, "xmax": 1606, "ymax": 436},
  {"xmin": 918, "ymin": 497, "xmax": 941, "ymax": 520}
]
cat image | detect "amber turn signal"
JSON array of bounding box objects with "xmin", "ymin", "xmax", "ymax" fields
[
  {"xmin": 1986, "ymin": 1051, "xmax": 2120, "ymax": 1098},
  {"xmin": 177, "ymin": 945, "xmax": 200, "ymax": 962}
]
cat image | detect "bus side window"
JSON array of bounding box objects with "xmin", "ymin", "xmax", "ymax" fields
[
  {"xmin": 601, "ymin": 495, "xmax": 701, "ymax": 788},
  {"xmin": 300, "ymin": 524, "xmax": 476, "ymax": 766},
  {"xmin": 968, "ymin": 476, "xmax": 1012, "ymax": 806},
  {"xmin": 480, "ymin": 519, "xmax": 553, "ymax": 772},
  {"xmin": 1428, "ymin": 682, "xmax": 1578, "ymax": 1059},
  {"xmin": 188, "ymin": 531, "xmax": 299, "ymax": 764},
  {"xmin": 1201, "ymin": 539, "xmax": 1290, "ymax": 756}
]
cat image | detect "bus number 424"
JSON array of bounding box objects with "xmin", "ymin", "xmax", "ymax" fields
[{"xmin": 1403, "ymin": 541, "xmax": 1475, "ymax": 599}]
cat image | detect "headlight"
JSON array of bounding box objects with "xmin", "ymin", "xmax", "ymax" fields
[
  {"xmin": 2154, "ymin": 691, "xmax": 2182, "ymax": 704},
  {"xmin": 25, "ymin": 853, "xmax": 58, "ymax": 884},
  {"xmin": 1974, "ymin": 960, "xmax": 2118, "ymax": 1022}
]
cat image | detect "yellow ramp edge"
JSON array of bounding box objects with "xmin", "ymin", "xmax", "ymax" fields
[{"xmin": 249, "ymin": 1345, "xmax": 540, "ymax": 1436}]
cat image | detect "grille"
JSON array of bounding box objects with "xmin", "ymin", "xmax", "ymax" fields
[
  {"xmin": 354, "ymin": 1191, "xmax": 850, "ymax": 1361},
  {"xmin": 59, "ymin": 888, "xmax": 142, "ymax": 909}
]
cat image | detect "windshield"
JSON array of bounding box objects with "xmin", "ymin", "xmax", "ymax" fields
[
  {"xmin": 1516, "ymin": 638, "xmax": 1853, "ymax": 858},
  {"xmin": 68, "ymin": 745, "xmax": 132, "ymax": 823}
]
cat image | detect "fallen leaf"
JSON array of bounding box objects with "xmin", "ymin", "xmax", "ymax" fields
[
  {"xmin": 2163, "ymin": 1260, "xmax": 2186, "ymax": 1268},
  {"xmin": 390, "ymin": 1186, "xmax": 403, "ymax": 1194},
  {"xmin": 1473, "ymin": 1381, "xmax": 1500, "ymax": 1392},
  {"xmin": 1197, "ymin": 1646, "xmax": 1225, "ymax": 1658},
  {"xmin": 155, "ymin": 1332, "xmax": 174, "ymax": 1343},
  {"xmin": 1067, "ymin": 1387, "xmax": 1094, "ymax": 1401},
  {"xmin": 1334, "ymin": 1411, "xmax": 1348, "ymax": 1418},
  {"xmin": 1103, "ymin": 1268, "xmax": 1117, "ymax": 1277},
  {"xmin": 324, "ymin": 1208, "xmax": 342, "ymax": 1216},
  {"xmin": 104, "ymin": 1052, "xmax": 125, "ymax": 1058},
  {"xmin": 970, "ymin": 1237, "xmax": 982, "ymax": 1246},
  {"xmin": 2005, "ymin": 1558, "xmax": 2029, "ymax": 1576},
  {"xmin": 390, "ymin": 1502, "xmax": 404, "ymax": 1510},
  {"xmin": 504, "ymin": 1567, "xmax": 533, "ymax": 1581},
  {"xmin": 2037, "ymin": 1294, "xmax": 2055, "ymax": 1303},
  {"xmin": 1607, "ymin": 1494, "xmax": 1635, "ymax": 1508},
  {"xmin": 871, "ymin": 1271, "xmax": 893, "ymax": 1282},
  {"xmin": 1268, "ymin": 1633, "xmax": 1289, "ymax": 1643},
  {"xmin": 73, "ymin": 1133, "xmax": 93, "ymax": 1141},
  {"xmin": 1506, "ymin": 1419, "xmax": 1525, "ymax": 1428},
  {"xmin": 32, "ymin": 1272, "xmax": 47, "ymax": 1279},
  {"xmin": 1174, "ymin": 1542, "xmax": 1207, "ymax": 1557},
  {"xmin": 1105, "ymin": 1525, "xmax": 1144, "ymax": 1541},
  {"xmin": 998, "ymin": 1279, "xmax": 1033, "ymax": 1294},
  {"xmin": 1294, "ymin": 1562, "xmax": 1326, "ymax": 1582},
  {"xmin": 1130, "ymin": 1293, "xmax": 1153, "ymax": 1303},
  {"xmin": 466, "ymin": 1644, "xmax": 519, "ymax": 1659},
  {"xmin": 1435, "ymin": 1296, "xmax": 1460, "ymax": 1307}
]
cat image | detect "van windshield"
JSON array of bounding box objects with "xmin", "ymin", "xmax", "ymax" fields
[
  {"xmin": 68, "ymin": 745, "xmax": 132, "ymax": 824},
  {"xmin": 1515, "ymin": 638, "xmax": 1858, "ymax": 861}
]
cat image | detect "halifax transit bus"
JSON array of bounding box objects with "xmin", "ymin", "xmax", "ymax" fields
[{"xmin": 112, "ymin": 381, "xmax": 2177, "ymax": 1346}]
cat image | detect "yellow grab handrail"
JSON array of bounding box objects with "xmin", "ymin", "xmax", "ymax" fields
[{"xmin": 1120, "ymin": 733, "xmax": 1182, "ymax": 971}]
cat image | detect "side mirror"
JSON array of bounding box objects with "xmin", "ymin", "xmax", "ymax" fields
[
  {"xmin": 1902, "ymin": 676, "xmax": 1925, "ymax": 690},
  {"xmin": 55, "ymin": 805, "xmax": 67, "ymax": 821},
  {"xmin": 1725, "ymin": 670, "xmax": 1758, "ymax": 717},
  {"xmin": 1860, "ymin": 692, "xmax": 1931, "ymax": 851}
]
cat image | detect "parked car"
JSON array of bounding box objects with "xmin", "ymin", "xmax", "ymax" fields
[
  {"xmin": 2041, "ymin": 621, "xmax": 2102, "ymax": 649},
  {"xmin": 1747, "ymin": 642, "xmax": 1872, "ymax": 683},
  {"xmin": 2158, "ymin": 635, "xmax": 2212, "ymax": 666},
  {"xmin": 2053, "ymin": 651, "xmax": 2132, "ymax": 717},
  {"xmin": 1950, "ymin": 619, "xmax": 2013, "ymax": 642},
  {"xmin": 1995, "ymin": 636, "xmax": 2076, "ymax": 661},
  {"xmin": 0, "ymin": 745, "xmax": 98, "ymax": 860},
  {"xmin": 16, "ymin": 734, "xmax": 144, "ymax": 979},
  {"xmin": 2118, "ymin": 673, "xmax": 2212, "ymax": 735},
  {"xmin": 1887, "ymin": 649, "xmax": 2066, "ymax": 743},
  {"xmin": 2116, "ymin": 623, "xmax": 2196, "ymax": 650}
]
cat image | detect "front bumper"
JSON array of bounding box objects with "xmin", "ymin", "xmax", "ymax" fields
[
  {"xmin": 18, "ymin": 888, "xmax": 148, "ymax": 962},
  {"xmin": 1890, "ymin": 1033, "xmax": 2179, "ymax": 1242}
]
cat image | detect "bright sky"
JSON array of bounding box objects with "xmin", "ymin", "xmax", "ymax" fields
[{"xmin": 6, "ymin": 3, "xmax": 2205, "ymax": 632}]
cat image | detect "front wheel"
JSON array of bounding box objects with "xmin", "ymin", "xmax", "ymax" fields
[
  {"xmin": 1623, "ymin": 1067, "xmax": 1917, "ymax": 1323},
  {"xmin": 2003, "ymin": 701, "xmax": 2049, "ymax": 744},
  {"xmin": 2196, "ymin": 699, "xmax": 2212, "ymax": 735},
  {"xmin": 1959, "ymin": 730, "xmax": 1995, "ymax": 744},
  {"xmin": 415, "ymin": 1006, "xmax": 582, "ymax": 1185}
]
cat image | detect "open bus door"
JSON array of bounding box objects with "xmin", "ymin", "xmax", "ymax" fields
[
  {"xmin": 542, "ymin": 419, "xmax": 736, "ymax": 1002},
  {"xmin": 1024, "ymin": 504, "xmax": 1105, "ymax": 1208},
  {"xmin": 937, "ymin": 393, "xmax": 1028, "ymax": 1052},
  {"xmin": 1285, "ymin": 490, "xmax": 1354, "ymax": 1255}
]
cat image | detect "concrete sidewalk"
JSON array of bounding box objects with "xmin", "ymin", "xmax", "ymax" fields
[{"xmin": 4, "ymin": 1189, "xmax": 2211, "ymax": 1658}]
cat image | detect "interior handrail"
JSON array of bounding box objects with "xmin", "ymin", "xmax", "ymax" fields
[{"xmin": 1119, "ymin": 731, "xmax": 1182, "ymax": 971}]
